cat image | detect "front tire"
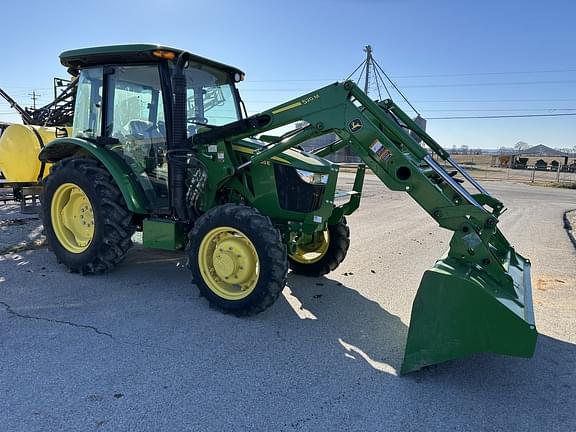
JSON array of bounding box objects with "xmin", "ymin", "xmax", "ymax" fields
[
  {"xmin": 41, "ymin": 157, "xmax": 135, "ymax": 274},
  {"xmin": 289, "ymin": 218, "xmax": 350, "ymax": 277},
  {"xmin": 187, "ymin": 204, "xmax": 288, "ymax": 316}
]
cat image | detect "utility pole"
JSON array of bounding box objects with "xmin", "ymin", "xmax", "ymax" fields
[
  {"xmin": 29, "ymin": 90, "xmax": 40, "ymax": 110},
  {"xmin": 363, "ymin": 45, "xmax": 373, "ymax": 95}
]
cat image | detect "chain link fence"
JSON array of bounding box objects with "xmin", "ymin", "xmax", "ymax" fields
[
  {"xmin": 329, "ymin": 152, "xmax": 576, "ymax": 187},
  {"xmin": 443, "ymin": 162, "xmax": 576, "ymax": 187}
]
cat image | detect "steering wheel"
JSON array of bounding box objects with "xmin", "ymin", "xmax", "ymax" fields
[{"xmin": 187, "ymin": 116, "xmax": 209, "ymax": 125}]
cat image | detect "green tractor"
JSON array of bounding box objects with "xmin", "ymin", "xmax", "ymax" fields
[{"xmin": 38, "ymin": 44, "xmax": 537, "ymax": 373}]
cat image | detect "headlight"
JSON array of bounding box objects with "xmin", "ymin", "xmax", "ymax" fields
[{"xmin": 296, "ymin": 169, "xmax": 329, "ymax": 185}]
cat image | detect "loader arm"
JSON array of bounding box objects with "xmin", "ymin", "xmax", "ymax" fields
[
  {"xmin": 194, "ymin": 81, "xmax": 537, "ymax": 374},
  {"xmin": 195, "ymin": 81, "xmax": 508, "ymax": 282}
]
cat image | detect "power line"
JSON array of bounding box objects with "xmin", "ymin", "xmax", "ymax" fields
[
  {"xmin": 370, "ymin": 56, "xmax": 419, "ymax": 115},
  {"xmin": 245, "ymin": 68, "xmax": 576, "ymax": 82},
  {"xmin": 243, "ymin": 101, "xmax": 576, "ymax": 116},
  {"xmin": 235, "ymin": 97, "xmax": 576, "ymax": 105},
  {"xmin": 427, "ymin": 112, "xmax": 576, "ymax": 120},
  {"xmin": 405, "ymin": 108, "xmax": 576, "ymax": 112},
  {"xmin": 378, "ymin": 68, "xmax": 576, "ymax": 79},
  {"xmin": 243, "ymin": 98, "xmax": 576, "ymax": 112},
  {"xmin": 402, "ymin": 79, "xmax": 576, "ymax": 89},
  {"xmin": 394, "ymin": 98, "xmax": 576, "ymax": 103},
  {"xmin": 345, "ymin": 60, "xmax": 366, "ymax": 81},
  {"xmin": 0, "ymin": 86, "xmax": 53, "ymax": 90},
  {"xmin": 238, "ymin": 79, "xmax": 576, "ymax": 91}
]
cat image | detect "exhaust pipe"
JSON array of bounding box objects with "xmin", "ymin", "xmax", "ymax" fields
[{"xmin": 170, "ymin": 51, "xmax": 191, "ymax": 221}]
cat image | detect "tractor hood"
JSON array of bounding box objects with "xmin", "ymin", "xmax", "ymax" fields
[{"xmin": 233, "ymin": 138, "xmax": 333, "ymax": 172}]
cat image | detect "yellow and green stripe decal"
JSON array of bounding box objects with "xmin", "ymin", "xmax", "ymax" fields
[
  {"xmin": 232, "ymin": 145, "xmax": 289, "ymax": 164},
  {"xmin": 271, "ymin": 101, "xmax": 302, "ymax": 115}
]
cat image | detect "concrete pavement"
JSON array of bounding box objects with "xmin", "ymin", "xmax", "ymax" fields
[{"xmin": 1, "ymin": 178, "xmax": 575, "ymax": 431}]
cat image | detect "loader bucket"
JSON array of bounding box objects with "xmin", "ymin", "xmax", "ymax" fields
[{"xmin": 401, "ymin": 245, "xmax": 537, "ymax": 374}]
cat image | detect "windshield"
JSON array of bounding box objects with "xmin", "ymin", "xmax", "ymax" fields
[{"xmin": 184, "ymin": 66, "xmax": 240, "ymax": 136}]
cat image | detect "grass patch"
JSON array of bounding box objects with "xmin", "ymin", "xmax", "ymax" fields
[{"xmin": 551, "ymin": 182, "xmax": 576, "ymax": 190}]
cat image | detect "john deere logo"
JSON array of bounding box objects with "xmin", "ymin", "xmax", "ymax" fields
[{"xmin": 349, "ymin": 119, "xmax": 363, "ymax": 132}]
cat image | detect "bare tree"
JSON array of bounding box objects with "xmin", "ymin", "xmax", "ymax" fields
[{"xmin": 514, "ymin": 141, "xmax": 529, "ymax": 151}]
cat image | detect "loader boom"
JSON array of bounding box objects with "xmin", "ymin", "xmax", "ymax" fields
[
  {"xmin": 194, "ymin": 81, "xmax": 507, "ymax": 275},
  {"xmin": 194, "ymin": 80, "xmax": 537, "ymax": 373}
]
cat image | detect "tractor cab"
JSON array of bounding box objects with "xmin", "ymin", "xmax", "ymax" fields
[{"xmin": 60, "ymin": 44, "xmax": 245, "ymax": 211}]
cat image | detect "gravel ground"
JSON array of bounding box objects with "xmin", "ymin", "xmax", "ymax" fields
[{"xmin": 0, "ymin": 178, "xmax": 575, "ymax": 432}]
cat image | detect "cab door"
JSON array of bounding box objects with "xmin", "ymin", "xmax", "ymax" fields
[{"xmin": 103, "ymin": 64, "xmax": 170, "ymax": 211}]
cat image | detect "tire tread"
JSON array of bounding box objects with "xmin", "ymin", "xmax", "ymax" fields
[
  {"xmin": 187, "ymin": 203, "xmax": 288, "ymax": 316},
  {"xmin": 41, "ymin": 157, "xmax": 135, "ymax": 275}
]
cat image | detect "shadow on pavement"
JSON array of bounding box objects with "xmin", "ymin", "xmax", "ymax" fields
[
  {"xmin": 281, "ymin": 272, "xmax": 576, "ymax": 429},
  {"xmin": 282, "ymin": 273, "xmax": 408, "ymax": 374},
  {"xmin": 397, "ymin": 334, "xmax": 576, "ymax": 430},
  {"xmin": 283, "ymin": 272, "xmax": 576, "ymax": 385}
]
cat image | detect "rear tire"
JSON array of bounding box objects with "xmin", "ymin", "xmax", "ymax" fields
[
  {"xmin": 289, "ymin": 218, "xmax": 350, "ymax": 277},
  {"xmin": 187, "ymin": 204, "xmax": 288, "ymax": 316},
  {"xmin": 41, "ymin": 157, "xmax": 135, "ymax": 274}
]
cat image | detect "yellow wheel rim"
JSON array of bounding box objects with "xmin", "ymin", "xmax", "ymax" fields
[
  {"xmin": 50, "ymin": 183, "xmax": 95, "ymax": 254},
  {"xmin": 290, "ymin": 230, "xmax": 330, "ymax": 264},
  {"xmin": 198, "ymin": 227, "xmax": 259, "ymax": 300}
]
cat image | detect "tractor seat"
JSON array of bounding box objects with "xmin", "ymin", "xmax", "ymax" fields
[{"xmin": 125, "ymin": 119, "xmax": 165, "ymax": 142}]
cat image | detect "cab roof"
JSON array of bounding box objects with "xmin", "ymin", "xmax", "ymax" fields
[{"xmin": 59, "ymin": 44, "xmax": 244, "ymax": 76}]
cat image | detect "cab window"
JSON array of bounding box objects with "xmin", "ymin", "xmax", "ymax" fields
[
  {"xmin": 72, "ymin": 67, "xmax": 103, "ymax": 139},
  {"xmin": 184, "ymin": 65, "xmax": 240, "ymax": 137},
  {"xmin": 104, "ymin": 65, "xmax": 169, "ymax": 209}
]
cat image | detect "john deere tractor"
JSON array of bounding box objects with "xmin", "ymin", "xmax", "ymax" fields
[{"xmin": 33, "ymin": 44, "xmax": 536, "ymax": 373}]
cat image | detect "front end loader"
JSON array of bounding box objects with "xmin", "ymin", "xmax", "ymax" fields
[{"xmin": 33, "ymin": 44, "xmax": 536, "ymax": 373}]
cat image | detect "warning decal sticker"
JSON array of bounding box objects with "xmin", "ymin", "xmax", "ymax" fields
[{"xmin": 369, "ymin": 140, "xmax": 392, "ymax": 161}]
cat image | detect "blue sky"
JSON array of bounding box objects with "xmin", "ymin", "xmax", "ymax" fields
[{"xmin": 1, "ymin": 0, "xmax": 575, "ymax": 149}]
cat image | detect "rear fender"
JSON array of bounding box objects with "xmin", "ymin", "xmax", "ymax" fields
[{"xmin": 39, "ymin": 137, "xmax": 149, "ymax": 214}]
